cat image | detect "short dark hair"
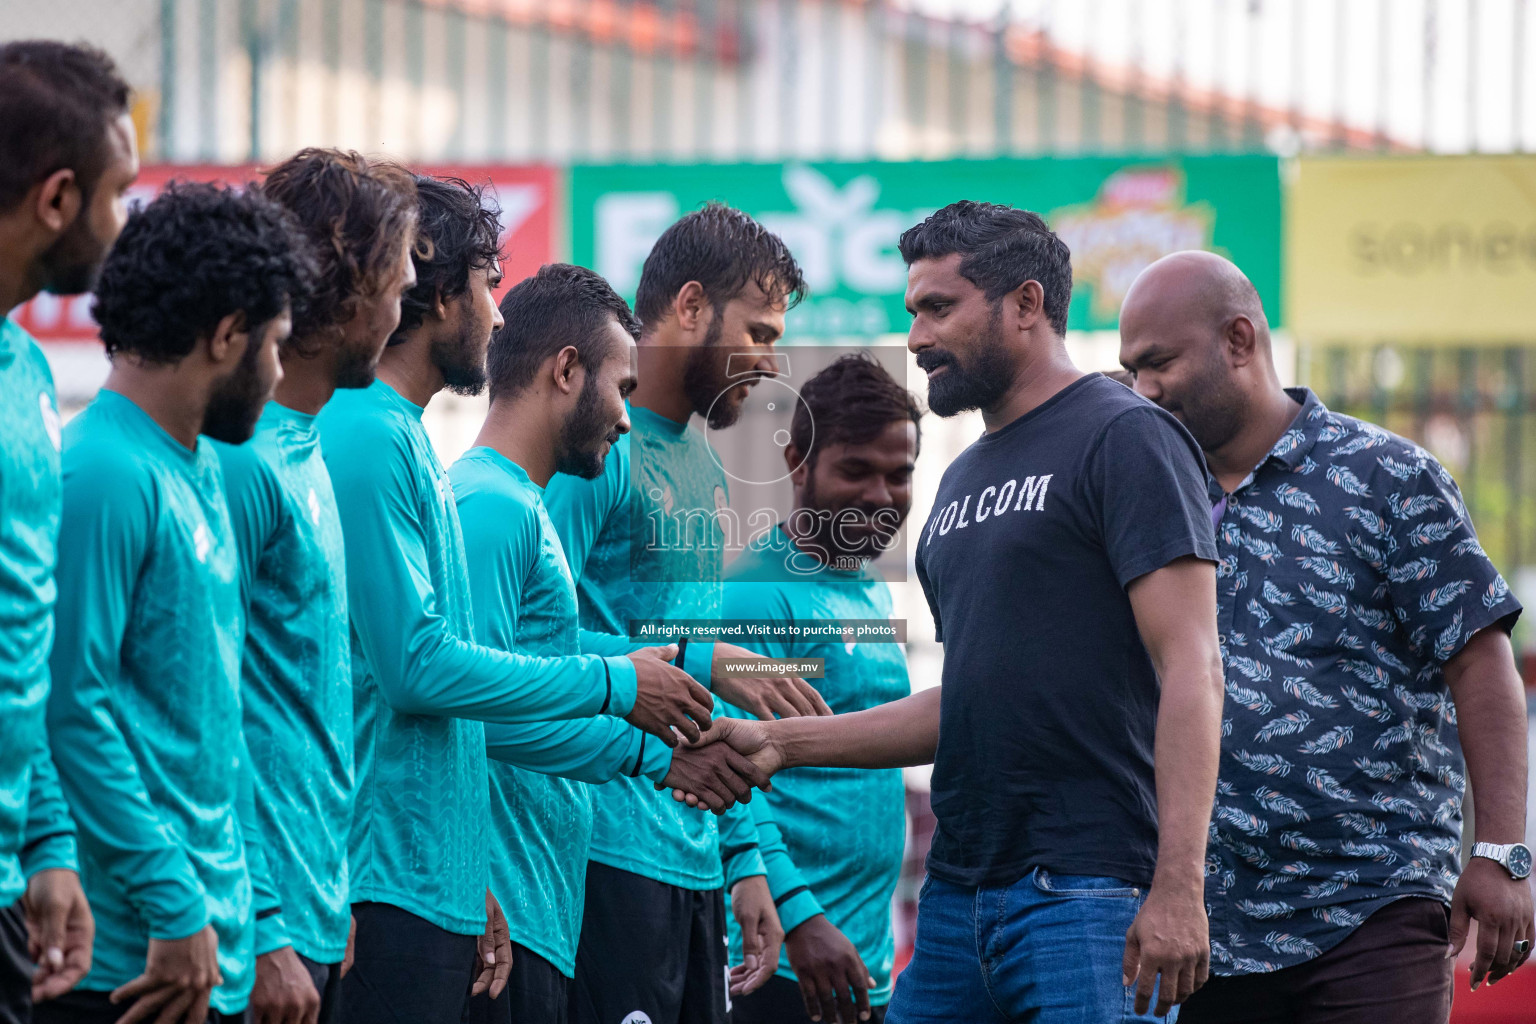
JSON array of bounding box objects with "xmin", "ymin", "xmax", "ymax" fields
[
  {"xmin": 488, "ymin": 263, "xmax": 640, "ymax": 402},
  {"xmin": 790, "ymin": 353, "xmax": 923, "ymax": 466},
  {"xmin": 0, "ymin": 40, "xmax": 132, "ymax": 211},
  {"xmin": 898, "ymin": 200, "xmax": 1073, "ymax": 336},
  {"xmin": 392, "ymin": 174, "xmax": 503, "ymax": 343},
  {"xmin": 259, "ymin": 149, "xmax": 418, "ymax": 352},
  {"xmin": 633, "ymin": 202, "xmax": 807, "ymax": 329},
  {"xmin": 92, "ymin": 182, "xmax": 316, "ymax": 364}
]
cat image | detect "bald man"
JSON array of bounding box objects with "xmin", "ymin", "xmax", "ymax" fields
[{"xmin": 1120, "ymin": 251, "xmax": 1533, "ymax": 1023}]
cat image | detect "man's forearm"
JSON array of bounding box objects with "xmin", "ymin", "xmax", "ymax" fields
[
  {"xmin": 1446, "ymin": 627, "xmax": 1529, "ymax": 844},
  {"xmin": 1150, "ymin": 651, "xmax": 1224, "ymax": 890},
  {"xmin": 773, "ymin": 686, "xmax": 940, "ymax": 769}
]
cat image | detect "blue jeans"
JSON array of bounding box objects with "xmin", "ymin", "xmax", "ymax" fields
[{"xmin": 887, "ymin": 868, "xmax": 1174, "ymax": 1023}]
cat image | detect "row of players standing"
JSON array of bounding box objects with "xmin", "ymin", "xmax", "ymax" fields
[
  {"xmin": 6, "ymin": 36, "xmax": 1536, "ymax": 1024},
  {"xmin": 1, "ymin": 40, "xmax": 912, "ymax": 1024}
]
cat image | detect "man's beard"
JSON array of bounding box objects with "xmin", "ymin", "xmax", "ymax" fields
[
  {"xmin": 1168, "ymin": 356, "xmax": 1247, "ymax": 453},
  {"xmin": 555, "ymin": 374, "xmax": 620, "ymax": 480},
  {"xmin": 682, "ymin": 313, "xmax": 754, "ymax": 430},
  {"xmin": 202, "ymin": 334, "xmax": 270, "ymax": 444},
  {"xmin": 798, "ymin": 468, "xmax": 894, "ymax": 562},
  {"xmin": 332, "ymin": 333, "xmax": 383, "ymax": 390},
  {"xmin": 431, "ymin": 322, "xmax": 488, "ymax": 397},
  {"xmin": 37, "ymin": 202, "xmax": 109, "ymax": 296},
  {"xmin": 915, "ymin": 306, "xmax": 1018, "ymax": 418}
]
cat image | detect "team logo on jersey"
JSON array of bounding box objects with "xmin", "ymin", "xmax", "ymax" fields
[
  {"xmin": 620, "ymin": 1013, "xmax": 653, "ymax": 1024},
  {"xmin": 192, "ymin": 521, "xmax": 212, "ymax": 563},
  {"xmin": 38, "ymin": 391, "xmax": 61, "ymax": 452},
  {"xmin": 307, "ymin": 487, "xmax": 321, "ymax": 526}
]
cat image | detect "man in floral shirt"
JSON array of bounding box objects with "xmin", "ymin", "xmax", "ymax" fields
[{"xmin": 1119, "ymin": 250, "xmax": 1533, "ymax": 1023}]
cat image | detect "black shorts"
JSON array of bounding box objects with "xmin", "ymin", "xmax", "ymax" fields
[
  {"xmin": 296, "ymin": 952, "xmax": 343, "ymax": 1024},
  {"xmin": 462, "ymin": 942, "xmax": 574, "ymax": 1024},
  {"xmin": 731, "ymin": 974, "xmax": 888, "ymax": 1024},
  {"xmin": 1, "ymin": 901, "xmax": 29, "ymax": 1024},
  {"xmin": 339, "ymin": 902, "xmax": 479, "ymax": 1024},
  {"xmin": 1179, "ymin": 897, "xmax": 1453, "ymax": 1024},
  {"xmin": 31, "ymin": 990, "xmax": 242, "ymax": 1024},
  {"xmin": 574, "ymin": 862, "xmax": 726, "ymax": 1024}
]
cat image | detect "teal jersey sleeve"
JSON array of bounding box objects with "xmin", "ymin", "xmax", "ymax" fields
[
  {"xmin": 484, "ymin": 719, "xmax": 671, "ymax": 784},
  {"xmin": 453, "ymin": 450, "xmax": 655, "ymax": 785},
  {"xmin": 0, "ymin": 322, "xmax": 68, "ymax": 904},
  {"xmin": 218, "ymin": 436, "xmax": 283, "ymax": 604},
  {"xmin": 216, "ymin": 439, "xmax": 288, "ymax": 953},
  {"xmin": 237, "ymin": 736, "xmax": 286, "ymax": 955},
  {"xmin": 20, "ymin": 739, "xmax": 77, "ymax": 877},
  {"xmin": 321, "ymin": 399, "xmax": 633, "ymax": 723},
  {"xmin": 719, "ymin": 801, "xmax": 767, "ymax": 889},
  {"xmin": 47, "ymin": 449, "xmax": 208, "ymax": 940},
  {"xmin": 748, "ymin": 796, "xmax": 823, "ymax": 934}
]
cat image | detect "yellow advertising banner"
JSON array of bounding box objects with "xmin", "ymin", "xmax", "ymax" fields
[{"xmin": 1287, "ymin": 155, "xmax": 1536, "ymax": 342}]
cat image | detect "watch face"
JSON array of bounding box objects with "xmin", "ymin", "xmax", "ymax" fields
[{"xmin": 1509, "ymin": 844, "xmax": 1533, "ymax": 879}]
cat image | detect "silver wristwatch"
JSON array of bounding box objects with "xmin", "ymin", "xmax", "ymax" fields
[{"xmin": 1471, "ymin": 841, "xmax": 1534, "ymax": 880}]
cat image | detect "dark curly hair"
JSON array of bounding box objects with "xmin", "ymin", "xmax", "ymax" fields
[
  {"xmin": 633, "ymin": 201, "xmax": 806, "ymax": 330},
  {"xmin": 488, "ymin": 263, "xmax": 640, "ymax": 402},
  {"xmin": 898, "ymin": 200, "xmax": 1073, "ymax": 336},
  {"xmin": 259, "ymin": 149, "xmax": 418, "ymax": 355},
  {"xmin": 92, "ymin": 182, "xmax": 317, "ymax": 364},
  {"xmin": 391, "ymin": 174, "xmax": 504, "ymax": 344},
  {"xmin": 0, "ymin": 40, "xmax": 131, "ymax": 211},
  {"xmin": 790, "ymin": 353, "xmax": 923, "ymax": 467}
]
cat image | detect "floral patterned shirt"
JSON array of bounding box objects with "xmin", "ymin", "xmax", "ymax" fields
[{"xmin": 1206, "ymin": 389, "xmax": 1521, "ymax": 974}]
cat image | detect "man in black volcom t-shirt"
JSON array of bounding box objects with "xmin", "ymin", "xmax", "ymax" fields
[
  {"xmin": 670, "ymin": 202, "xmax": 1225, "ymax": 1022},
  {"xmin": 916, "ymin": 370, "xmax": 1214, "ymax": 894}
]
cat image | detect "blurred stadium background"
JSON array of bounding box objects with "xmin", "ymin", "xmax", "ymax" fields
[{"xmin": 5, "ymin": 1, "xmax": 1535, "ymax": 1015}]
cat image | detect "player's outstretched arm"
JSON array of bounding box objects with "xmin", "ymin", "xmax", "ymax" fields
[
  {"xmin": 665, "ymin": 688, "xmax": 941, "ymax": 807},
  {"xmin": 1122, "ymin": 554, "xmax": 1224, "ymax": 1018},
  {"xmin": 709, "ymin": 642, "xmax": 833, "ymax": 720}
]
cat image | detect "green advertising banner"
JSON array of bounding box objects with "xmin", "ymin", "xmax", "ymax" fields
[{"xmin": 569, "ymin": 155, "xmax": 1282, "ymax": 338}]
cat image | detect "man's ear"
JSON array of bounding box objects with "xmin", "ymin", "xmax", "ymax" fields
[
  {"xmin": 674, "ymin": 281, "xmax": 708, "ymax": 333},
  {"xmin": 551, "ymin": 345, "xmax": 582, "ymax": 396},
  {"xmin": 205, "ymin": 311, "xmax": 248, "ymax": 366},
  {"xmin": 430, "ymin": 286, "xmax": 450, "ymax": 322},
  {"xmin": 1225, "ymin": 315, "xmax": 1258, "ymax": 367},
  {"xmin": 1012, "ymin": 280, "xmax": 1047, "ymax": 333},
  {"xmin": 32, "ymin": 169, "xmax": 82, "ymax": 235},
  {"xmin": 786, "ymin": 443, "xmax": 809, "ymax": 485}
]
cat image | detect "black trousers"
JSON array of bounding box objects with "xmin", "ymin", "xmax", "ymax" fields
[
  {"xmin": 339, "ymin": 902, "xmax": 478, "ymax": 1024},
  {"xmin": 1180, "ymin": 897, "xmax": 1454, "ymax": 1024},
  {"xmin": 573, "ymin": 862, "xmax": 726, "ymax": 1024},
  {"xmin": 1, "ymin": 902, "xmax": 30, "ymax": 1024},
  {"xmin": 462, "ymin": 942, "xmax": 574, "ymax": 1024},
  {"xmin": 731, "ymin": 975, "xmax": 888, "ymax": 1024}
]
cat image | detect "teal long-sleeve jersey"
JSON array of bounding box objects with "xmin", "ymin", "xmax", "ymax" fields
[
  {"xmin": 723, "ymin": 526, "xmax": 910, "ymax": 1006},
  {"xmin": 47, "ymin": 390, "xmax": 254, "ymax": 1013},
  {"xmin": 451, "ymin": 446, "xmax": 681, "ymax": 977},
  {"xmin": 214, "ymin": 401, "xmax": 353, "ymax": 964},
  {"xmin": 316, "ymin": 381, "xmax": 639, "ymax": 935},
  {"xmin": 544, "ymin": 406, "xmax": 771, "ymax": 892},
  {"xmin": 0, "ymin": 318, "xmax": 76, "ymax": 907}
]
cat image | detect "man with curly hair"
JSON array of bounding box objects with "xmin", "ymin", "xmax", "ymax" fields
[
  {"xmin": 209, "ymin": 149, "xmax": 419, "ymax": 1024},
  {"xmin": 317, "ymin": 177, "xmax": 712, "ymax": 1024},
  {"xmin": 41, "ymin": 182, "xmax": 314, "ymax": 1024},
  {"xmin": 0, "ymin": 38, "xmax": 137, "ymax": 1023}
]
